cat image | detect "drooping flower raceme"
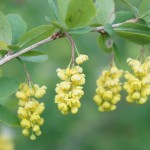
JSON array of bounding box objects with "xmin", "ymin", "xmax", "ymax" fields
[
  {"xmin": 94, "ymin": 66, "xmax": 123, "ymax": 112},
  {"xmin": 55, "ymin": 55, "xmax": 88, "ymax": 114},
  {"xmin": 16, "ymin": 83, "xmax": 47, "ymax": 140},
  {"xmin": 123, "ymin": 58, "xmax": 150, "ymax": 104},
  {"xmin": 55, "ymin": 66, "xmax": 85, "ymax": 114}
]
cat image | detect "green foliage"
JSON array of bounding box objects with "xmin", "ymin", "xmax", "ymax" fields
[
  {"xmin": 18, "ymin": 25, "xmax": 55, "ymax": 48},
  {"xmin": 113, "ymin": 44, "xmax": 123, "ymax": 68},
  {"xmin": 114, "ymin": 23, "xmax": 150, "ymax": 45},
  {"xmin": 0, "ymin": 11, "xmax": 12, "ymax": 44},
  {"xmin": 0, "ymin": 77, "xmax": 19, "ymax": 99},
  {"xmin": 97, "ymin": 34, "xmax": 113, "ymax": 53},
  {"xmin": 57, "ymin": 0, "xmax": 71, "ymax": 22},
  {"xmin": 68, "ymin": 27, "xmax": 94, "ymax": 34},
  {"xmin": 65, "ymin": 0, "xmax": 96, "ymax": 29},
  {"xmin": 20, "ymin": 50, "xmax": 48, "ymax": 63},
  {"xmin": 0, "ymin": 105, "xmax": 19, "ymax": 127},
  {"xmin": 7, "ymin": 14, "xmax": 27, "ymax": 45},
  {"xmin": 48, "ymin": 0, "xmax": 61, "ymax": 23},
  {"xmin": 113, "ymin": 11, "xmax": 134, "ymax": 24},
  {"xmin": 0, "ymin": 41, "xmax": 9, "ymax": 51},
  {"xmin": 96, "ymin": 0, "xmax": 116, "ymax": 25},
  {"xmin": 139, "ymin": 0, "xmax": 150, "ymax": 22},
  {"xmin": 121, "ymin": 0, "xmax": 139, "ymax": 17}
]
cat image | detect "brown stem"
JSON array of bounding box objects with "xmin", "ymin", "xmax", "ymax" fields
[
  {"xmin": 140, "ymin": 47, "xmax": 145, "ymax": 62},
  {"xmin": 23, "ymin": 63, "xmax": 31, "ymax": 85},
  {"xmin": 0, "ymin": 18, "xmax": 138, "ymax": 66},
  {"xmin": 64, "ymin": 32, "xmax": 75, "ymax": 67},
  {"xmin": 109, "ymin": 51, "xmax": 115, "ymax": 69}
]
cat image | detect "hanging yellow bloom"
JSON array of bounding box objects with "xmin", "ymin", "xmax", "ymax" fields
[
  {"xmin": 55, "ymin": 66, "xmax": 85, "ymax": 114},
  {"xmin": 124, "ymin": 58, "xmax": 150, "ymax": 104},
  {"xmin": 94, "ymin": 65, "xmax": 123, "ymax": 112},
  {"xmin": 16, "ymin": 83, "xmax": 47, "ymax": 140}
]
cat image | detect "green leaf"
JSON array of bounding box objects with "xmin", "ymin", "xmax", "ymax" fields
[
  {"xmin": 7, "ymin": 45, "xmax": 20, "ymax": 52},
  {"xmin": 48, "ymin": 0, "xmax": 61, "ymax": 23},
  {"xmin": 121, "ymin": 0, "xmax": 139, "ymax": 17},
  {"xmin": 20, "ymin": 50, "xmax": 48, "ymax": 63},
  {"xmin": 7, "ymin": 14, "xmax": 27, "ymax": 45},
  {"xmin": 0, "ymin": 77, "xmax": 19, "ymax": 99},
  {"xmin": 0, "ymin": 41, "xmax": 9, "ymax": 51},
  {"xmin": 104, "ymin": 24, "xmax": 114, "ymax": 36},
  {"xmin": 0, "ymin": 105, "xmax": 19, "ymax": 127},
  {"xmin": 97, "ymin": 34, "xmax": 113, "ymax": 53},
  {"xmin": 18, "ymin": 25, "xmax": 55, "ymax": 48},
  {"xmin": 50, "ymin": 21, "xmax": 64, "ymax": 30},
  {"xmin": 114, "ymin": 23, "xmax": 150, "ymax": 45},
  {"xmin": 113, "ymin": 44, "xmax": 124, "ymax": 68},
  {"xmin": 113, "ymin": 11, "xmax": 134, "ymax": 24},
  {"xmin": 139, "ymin": 0, "xmax": 150, "ymax": 22},
  {"xmin": 0, "ymin": 11, "xmax": 12, "ymax": 44},
  {"xmin": 68, "ymin": 27, "xmax": 94, "ymax": 34},
  {"xmin": 65, "ymin": 0, "xmax": 96, "ymax": 29},
  {"xmin": 96, "ymin": 0, "xmax": 116, "ymax": 25},
  {"xmin": 57, "ymin": 0, "xmax": 71, "ymax": 22}
]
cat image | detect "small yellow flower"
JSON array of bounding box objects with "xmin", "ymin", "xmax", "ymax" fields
[{"xmin": 76, "ymin": 54, "xmax": 88, "ymax": 65}]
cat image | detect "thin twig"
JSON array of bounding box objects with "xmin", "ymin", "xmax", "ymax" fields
[
  {"xmin": 95, "ymin": 18, "xmax": 138, "ymax": 31},
  {"xmin": 109, "ymin": 51, "xmax": 115, "ymax": 69},
  {"xmin": 0, "ymin": 18, "xmax": 138, "ymax": 66},
  {"xmin": 64, "ymin": 32, "xmax": 75, "ymax": 67},
  {"xmin": 0, "ymin": 32, "xmax": 62, "ymax": 66},
  {"xmin": 23, "ymin": 63, "xmax": 31, "ymax": 85}
]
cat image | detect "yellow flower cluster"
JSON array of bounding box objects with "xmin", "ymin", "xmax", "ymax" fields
[
  {"xmin": 94, "ymin": 66, "xmax": 123, "ymax": 112},
  {"xmin": 16, "ymin": 83, "xmax": 47, "ymax": 140},
  {"xmin": 0, "ymin": 136, "xmax": 14, "ymax": 150},
  {"xmin": 123, "ymin": 58, "xmax": 150, "ymax": 104},
  {"xmin": 55, "ymin": 66, "xmax": 85, "ymax": 114},
  {"xmin": 55, "ymin": 55, "xmax": 88, "ymax": 114}
]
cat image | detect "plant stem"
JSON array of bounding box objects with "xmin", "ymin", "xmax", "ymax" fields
[
  {"xmin": 23, "ymin": 63, "xmax": 31, "ymax": 85},
  {"xmin": 64, "ymin": 32, "xmax": 75, "ymax": 67},
  {"xmin": 0, "ymin": 18, "xmax": 138, "ymax": 66}
]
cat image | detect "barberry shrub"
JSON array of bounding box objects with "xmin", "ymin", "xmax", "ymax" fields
[{"xmin": 0, "ymin": 0, "xmax": 150, "ymax": 141}]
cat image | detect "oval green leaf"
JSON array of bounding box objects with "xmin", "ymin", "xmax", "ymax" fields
[
  {"xmin": 20, "ymin": 50, "xmax": 48, "ymax": 63},
  {"xmin": 68, "ymin": 27, "xmax": 94, "ymax": 34},
  {"xmin": 114, "ymin": 23, "xmax": 150, "ymax": 45},
  {"xmin": 0, "ymin": 41, "xmax": 9, "ymax": 51},
  {"xmin": 48, "ymin": 0, "xmax": 61, "ymax": 23},
  {"xmin": 113, "ymin": 11, "xmax": 134, "ymax": 24},
  {"xmin": 7, "ymin": 14, "xmax": 27, "ymax": 45},
  {"xmin": 57, "ymin": 0, "xmax": 71, "ymax": 22},
  {"xmin": 121, "ymin": 0, "xmax": 139, "ymax": 17},
  {"xmin": 0, "ymin": 11, "xmax": 12, "ymax": 44},
  {"xmin": 65, "ymin": 0, "xmax": 96, "ymax": 29},
  {"xmin": 0, "ymin": 105, "xmax": 19, "ymax": 127},
  {"xmin": 0, "ymin": 77, "xmax": 19, "ymax": 99},
  {"xmin": 18, "ymin": 25, "xmax": 55, "ymax": 48},
  {"xmin": 95, "ymin": 0, "xmax": 116, "ymax": 25},
  {"xmin": 97, "ymin": 34, "xmax": 113, "ymax": 53},
  {"xmin": 139, "ymin": 0, "xmax": 150, "ymax": 23}
]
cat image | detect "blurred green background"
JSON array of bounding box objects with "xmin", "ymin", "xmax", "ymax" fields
[{"xmin": 1, "ymin": 0, "xmax": 150, "ymax": 150}]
